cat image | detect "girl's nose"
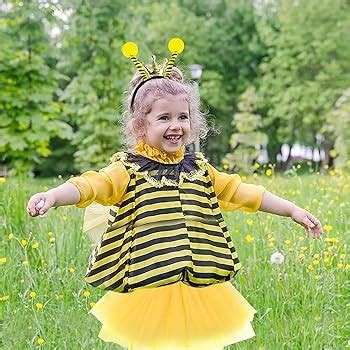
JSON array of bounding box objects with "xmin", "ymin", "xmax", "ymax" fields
[{"xmin": 169, "ymin": 120, "xmax": 181, "ymax": 130}]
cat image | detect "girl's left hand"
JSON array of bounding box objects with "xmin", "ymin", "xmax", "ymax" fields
[{"xmin": 290, "ymin": 208, "xmax": 323, "ymax": 238}]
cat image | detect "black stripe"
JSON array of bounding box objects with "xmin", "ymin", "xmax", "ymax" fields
[
  {"xmin": 130, "ymin": 245, "xmax": 190, "ymax": 265},
  {"xmin": 114, "ymin": 207, "xmax": 134, "ymax": 222},
  {"xmin": 119, "ymin": 195, "xmax": 135, "ymax": 209},
  {"xmin": 135, "ymin": 222, "xmax": 186, "ymax": 240},
  {"xmin": 191, "ymin": 248, "xmax": 232, "ymax": 260},
  {"xmin": 87, "ymin": 250, "xmax": 130, "ymax": 279},
  {"xmin": 133, "ymin": 206, "xmax": 182, "ymax": 222},
  {"xmin": 183, "ymin": 209, "xmax": 218, "ymax": 221},
  {"xmin": 126, "ymin": 266, "xmax": 185, "ymax": 290},
  {"xmin": 186, "ymin": 225, "xmax": 223, "ymax": 238},
  {"xmin": 189, "ymin": 236, "xmax": 228, "ymax": 249},
  {"xmin": 180, "ymin": 199, "xmax": 212, "ymax": 210},
  {"xmin": 179, "ymin": 188, "xmax": 215, "ymax": 198},
  {"xmin": 192, "ymin": 259, "xmax": 234, "ymax": 271},
  {"xmin": 136, "ymin": 186, "xmax": 178, "ymax": 198},
  {"xmin": 131, "ymin": 235, "xmax": 189, "ymax": 253},
  {"xmin": 131, "ymin": 254, "xmax": 192, "ymax": 278},
  {"xmin": 134, "ymin": 196, "xmax": 180, "ymax": 211},
  {"xmin": 96, "ymin": 235, "xmax": 132, "ymax": 263}
]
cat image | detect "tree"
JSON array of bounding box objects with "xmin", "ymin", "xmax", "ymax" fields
[
  {"xmin": 0, "ymin": 1, "xmax": 72, "ymax": 175},
  {"xmin": 323, "ymin": 88, "xmax": 350, "ymax": 171},
  {"xmin": 257, "ymin": 0, "xmax": 350, "ymax": 165},
  {"xmin": 223, "ymin": 86, "xmax": 268, "ymax": 173}
]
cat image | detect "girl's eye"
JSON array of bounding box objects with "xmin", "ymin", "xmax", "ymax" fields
[
  {"xmin": 180, "ymin": 115, "xmax": 189, "ymax": 120},
  {"xmin": 159, "ymin": 116, "xmax": 168, "ymax": 120}
]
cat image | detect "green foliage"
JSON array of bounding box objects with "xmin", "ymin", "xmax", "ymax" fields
[
  {"xmin": 0, "ymin": 1, "xmax": 72, "ymax": 175},
  {"xmin": 323, "ymin": 88, "xmax": 350, "ymax": 171},
  {"xmin": 224, "ymin": 86, "xmax": 268, "ymax": 173},
  {"xmin": 257, "ymin": 0, "xmax": 350, "ymax": 160}
]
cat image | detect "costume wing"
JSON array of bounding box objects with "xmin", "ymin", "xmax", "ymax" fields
[{"xmin": 83, "ymin": 203, "xmax": 111, "ymax": 245}]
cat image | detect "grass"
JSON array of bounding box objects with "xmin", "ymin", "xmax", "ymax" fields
[{"xmin": 0, "ymin": 170, "xmax": 349, "ymax": 349}]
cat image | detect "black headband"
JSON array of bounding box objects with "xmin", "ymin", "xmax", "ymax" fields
[{"xmin": 130, "ymin": 76, "xmax": 165, "ymax": 111}]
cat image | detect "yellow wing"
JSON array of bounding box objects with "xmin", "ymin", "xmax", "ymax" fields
[{"xmin": 83, "ymin": 203, "xmax": 111, "ymax": 245}]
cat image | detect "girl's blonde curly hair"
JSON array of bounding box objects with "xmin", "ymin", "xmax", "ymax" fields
[{"xmin": 121, "ymin": 66, "xmax": 209, "ymax": 151}]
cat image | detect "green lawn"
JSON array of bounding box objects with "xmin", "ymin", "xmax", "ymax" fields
[{"xmin": 0, "ymin": 171, "xmax": 349, "ymax": 349}]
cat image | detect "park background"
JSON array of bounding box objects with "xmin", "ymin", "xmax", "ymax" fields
[{"xmin": 0, "ymin": 0, "xmax": 349, "ymax": 349}]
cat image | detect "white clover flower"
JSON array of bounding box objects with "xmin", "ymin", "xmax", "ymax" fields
[{"xmin": 270, "ymin": 252, "xmax": 284, "ymax": 264}]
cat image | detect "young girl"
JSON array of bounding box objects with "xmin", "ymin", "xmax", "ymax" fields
[{"xmin": 27, "ymin": 39, "xmax": 323, "ymax": 350}]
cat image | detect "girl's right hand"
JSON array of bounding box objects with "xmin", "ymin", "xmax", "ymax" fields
[{"xmin": 27, "ymin": 192, "xmax": 56, "ymax": 217}]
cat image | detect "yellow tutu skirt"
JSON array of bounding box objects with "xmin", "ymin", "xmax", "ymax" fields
[{"xmin": 90, "ymin": 281, "xmax": 256, "ymax": 350}]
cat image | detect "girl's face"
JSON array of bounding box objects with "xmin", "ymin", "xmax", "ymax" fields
[{"xmin": 143, "ymin": 94, "xmax": 190, "ymax": 153}]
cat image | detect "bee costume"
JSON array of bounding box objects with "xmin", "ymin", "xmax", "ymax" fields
[{"xmin": 67, "ymin": 38, "xmax": 265, "ymax": 349}]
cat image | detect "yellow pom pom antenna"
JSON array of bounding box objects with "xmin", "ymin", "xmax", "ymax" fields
[
  {"xmin": 122, "ymin": 38, "xmax": 185, "ymax": 81},
  {"xmin": 122, "ymin": 42, "xmax": 138, "ymax": 58},
  {"xmin": 164, "ymin": 38, "xmax": 185, "ymax": 77},
  {"xmin": 168, "ymin": 38, "xmax": 185, "ymax": 54},
  {"xmin": 121, "ymin": 41, "xmax": 149, "ymax": 80}
]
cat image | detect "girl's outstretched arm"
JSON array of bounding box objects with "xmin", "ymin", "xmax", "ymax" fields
[
  {"xmin": 259, "ymin": 191, "xmax": 323, "ymax": 238},
  {"xmin": 27, "ymin": 182, "xmax": 80, "ymax": 217}
]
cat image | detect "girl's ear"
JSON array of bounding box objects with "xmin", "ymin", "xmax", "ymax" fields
[{"xmin": 132, "ymin": 118, "xmax": 145, "ymax": 139}]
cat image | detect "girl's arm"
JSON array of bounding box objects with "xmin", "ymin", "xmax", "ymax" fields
[
  {"xmin": 27, "ymin": 182, "xmax": 80, "ymax": 217},
  {"xmin": 259, "ymin": 191, "xmax": 323, "ymax": 238}
]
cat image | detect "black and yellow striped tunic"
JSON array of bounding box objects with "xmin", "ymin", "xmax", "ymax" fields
[{"xmin": 85, "ymin": 152, "xmax": 241, "ymax": 293}]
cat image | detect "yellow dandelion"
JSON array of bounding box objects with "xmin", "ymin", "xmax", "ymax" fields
[
  {"xmin": 337, "ymin": 263, "xmax": 344, "ymax": 268},
  {"xmin": 254, "ymin": 163, "xmax": 260, "ymax": 169},
  {"xmin": 329, "ymin": 170, "xmax": 336, "ymax": 176},
  {"xmin": 327, "ymin": 246, "xmax": 334, "ymax": 252},
  {"xmin": 298, "ymin": 254, "xmax": 305, "ymax": 260},
  {"xmin": 242, "ymin": 175, "xmax": 247, "ymax": 181},
  {"xmin": 90, "ymin": 302, "xmax": 96, "ymax": 308},
  {"xmin": 300, "ymin": 246, "xmax": 308, "ymax": 251},
  {"xmin": 69, "ymin": 267, "xmax": 75, "ymax": 273},
  {"xmin": 324, "ymin": 251, "xmax": 329, "ymax": 256},
  {"xmin": 325, "ymin": 237, "xmax": 339, "ymax": 244},
  {"xmin": 307, "ymin": 265, "xmax": 314, "ymax": 271},
  {"xmin": 323, "ymin": 258, "xmax": 330, "ymax": 263},
  {"xmin": 288, "ymin": 248, "xmax": 294, "ymax": 252},
  {"xmin": 299, "ymin": 237, "xmax": 305, "ymax": 241},
  {"xmin": 29, "ymin": 291, "xmax": 37, "ymax": 298},
  {"xmin": 0, "ymin": 177, "xmax": 6, "ymax": 183},
  {"xmin": 345, "ymin": 264, "xmax": 350, "ymax": 270},
  {"xmin": 0, "ymin": 296, "xmax": 10, "ymax": 301},
  {"xmin": 313, "ymin": 254, "xmax": 320, "ymax": 259},
  {"xmin": 49, "ymin": 237, "xmax": 55, "ymax": 244},
  {"xmin": 83, "ymin": 291, "xmax": 91, "ymax": 298},
  {"xmin": 22, "ymin": 260, "xmax": 28, "ymax": 266},
  {"xmin": 245, "ymin": 234, "xmax": 255, "ymax": 243},
  {"xmin": 267, "ymin": 234, "xmax": 273, "ymax": 239},
  {"xmin": 313, "ymin": 260, "xmax": 319, "ymax": 266},
  {"xmin": 314, "ymin": 316, "xmax": 321, "ymax": 321},
  {"xmin": 37, "ymin": 338, "xmax": 45, "ymax": 345},
  {"xmin": 284, "ymin": 240, "xmax": 291, "ymax": 245},
  {"xmin": 31, "ymin": 243, "xmax": 39, "ymax": 249},
  {"xmin": 21, "ymin": 239, "xmax": 27, "ymax": 247},
  {"xmin": 340, "ymin": 254, "xmax": 346, "ymax": 259},
  {"xmin": 268, "ymin": 242, "xmax": 274, "ymax": 248},
  {"xmin": 223, "ymin": 164, "xmax": 229, "ymax": 170},
  {"xmin": 47, "ymin": 231, "xmax": 53, "ymax": 237},
  {"xmin": 324, "ymin": 225, "xmax": 332, "ymax": 232},
  {"xmin": 253, "ymin": 173, "xmax": 258, "ymax": 178},
  {"xmin": 246, "ymin": 219, "xmax": 254, "ymax": 225},
  {"xmin": 35, "ymin": 302, "xmax": 43, "ymax": 309},
  {"xmin": 8, "ymin": 233, "xmax": 14, "ymax": 240},
  {"xmin": 314, "ymin": 275, "xmax": 321, "ymax": 281},
  {"xmin": 265, "ymin": 169, "xmax": 272, "ymax": 176},
  {"xmin": 0, "ymin": 257, "xmax": 7, "ymax": 264}
]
